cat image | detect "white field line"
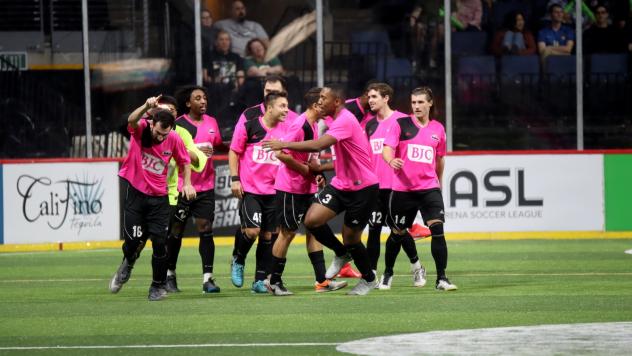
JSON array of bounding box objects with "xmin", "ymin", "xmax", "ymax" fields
[
  {"xmin": 0, "ymin": 342, "xmax": 340, "ymax": 351},
  {"xmin": 1, "ymin": 272, "xmax": 632, "ymax": 284}
]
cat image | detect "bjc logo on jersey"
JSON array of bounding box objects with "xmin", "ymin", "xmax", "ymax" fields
[
  {"xmin": 370, "ymin": 138, "xmax": 384, "ymax": 154},
  {"xmin": 253, "ymin": 146, "xmax": 280, "ymax": 165},
  {"xmin": 407, "ymin": 144, "xmax": 434, "ymax": 164},
  {"xmin": 142, "ymin": 152, "xmax": 166, "ymax": 174}
]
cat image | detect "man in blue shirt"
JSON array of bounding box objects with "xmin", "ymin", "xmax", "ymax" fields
[{"xmin": 538, "ymin": 4, "xmax": 575, "ymax": 59}]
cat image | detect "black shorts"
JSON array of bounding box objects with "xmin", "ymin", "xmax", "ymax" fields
[
  {"xmin": 276, "ymin": 190, "xmax": 314, "ymax": 231},
  {"xmin": 368, "ymin": 189, "xmax": 391, "ymax": 228},
  {"xmin": 387, "ymin": 188, "xmax": 445, "ymax": 230},
  {"xmin": 171, "ymin": 189, "xmax": 215, "ymax": 224},
  {"xmin": 315, "ymin": 184, "xmax": 379, "ymax": 229},
  {"xmin": 121, "ymin": 178, "xmax": 171, "ymax": 241},
  {"xmin": 239, "ymin": 192, "xmax": 278, "ymax": 232}
]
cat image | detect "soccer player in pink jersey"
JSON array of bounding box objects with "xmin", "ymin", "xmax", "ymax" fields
[
  {"xmin": 110, "ymin": 96, "xmax": 196, "ymax": 301},
  {"xmin": 263, "ymin": 85, "xmax": 379, "ymax": 296},
  {"xmin": 363, "ymin": 83, "xmax": 425, "ymax": 288},
  {"xmin": 382, "ymin": 87, "xmax": 457, "ymax": 291},
  {"xmin": 165, "ymin": 86, "xmax": 225, "ymax": 294},
  {"xmin": 264, "ymin": 87, "xmax": 348, "ymax": 295},
  {"xmin": 230, "ymin": 75, "xmax": 298, "ymax": 268},
  {"xmin": 229, "ymin": 91, "xmax": 289, "ymax": 293}
]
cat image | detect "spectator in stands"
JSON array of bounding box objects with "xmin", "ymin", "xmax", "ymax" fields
[
  {"xmin": 404, "ymin": 4, "xmax": 429, "ymax": 73},
  {"xmin": 214, "ymin": 0, "xmax": 269, "ymax": 56},
  {"xmin": 453, "ymin": 0, "xmax": 483, "ymax": 31},
  {"xmin": 491, "ymin": 11, "xmax": 537, "ymax": 56},
  {"xmin": 203, "ymin": 30, "xmax": 245, "ymax": 89},
  {"xmin": 584, "ymin": 5, "xmax": 626, "ymax": 53},
  {"xmin": 201, "ymin": 9, "xmax": 218, "ymax": 55},
  {"xmin": 243, "ymin": 38, "xmax": 284, "ymax": 77},
  {"xmin": 538, "ymin": 4, "xmax": 575, "ymax": 60},
  {"xmin": 544, "ymin": 0, "xmax": 595, "ymax": 28}
]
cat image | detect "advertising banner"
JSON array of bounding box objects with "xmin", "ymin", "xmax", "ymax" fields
[
  {"xmin": 2, "ymin": 162, "xmax": 120, "ymax": 244},
  {"xmin": 443, "ymin": 154, "xmax": 604, "ymax": 232}
]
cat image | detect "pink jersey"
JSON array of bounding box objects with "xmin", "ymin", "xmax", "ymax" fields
[
  {"xmin": 325, "ymin": 108, "xmax": 378, "ymax": 191},
  {"xmin": 230, "ymin": 115, "xmax": 287, "ymax": 195},
  {"xmin": 384, "ymin": 118, "xmax": 446, "ymax": 192},
  {"xmin": 119, "ymin": 119, "xmax": 190, "ymax": 196},
  {"xmin": 274, "ymin": 113, "xmax": 319, "ymax": 194},
  {"xmin": 364, "ymin": 110, "xmax": 409, "ymax": 189},
  {"xmin": 236, "ymin": 103, "xmax": 298, "ymax": 128},
  {"xmin": 175, "ymin": 114, "xmax": 223, "ymax": 192}
]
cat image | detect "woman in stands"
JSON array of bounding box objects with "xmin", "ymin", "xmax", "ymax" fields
[
  {"xmin": 243, "ymin": 38, "xmax": 284, "ymax": 77},
  {"xmin": 491, "ymin": 11, "xmax": 536, "ymax": 56}
]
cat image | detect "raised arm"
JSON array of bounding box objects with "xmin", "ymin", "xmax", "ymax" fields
[{"xmin": 128, "ymin": 95, "xmax": 161, "ymax": 129}]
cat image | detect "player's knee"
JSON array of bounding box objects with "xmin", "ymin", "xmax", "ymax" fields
[
  {"xmin": 280, "ymin": 228, "xmax": 296, "ymax": 241},
  {"xmin": 196, "ymin": 218, "xmax": 213, "ymax": 232},
  {"xmin": 428, "ymin": 221, "xmax": 444, "ymax": 238},
  {"xmin": 244, "ymin": 228, "xmax": 260, "ymax": 240},
  {"xmin": 151, "ymin": 235, "xmax": 168, "ymax": 257}
]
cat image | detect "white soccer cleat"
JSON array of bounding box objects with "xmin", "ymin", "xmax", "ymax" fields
[
  {"xmin": 347, "ymin": 278, "xmax": 377, "ymax": 295},
  {"xmin": 325, "ymin": 253, "xmax": 353, "ymax": 279},
  {"xmin": 436, "ymin": 277, "xmax": 458, "ymax": 291},
  {"xmin": 378, "ymin": 273, "xmax": 393, "ymax": 290},
  {"xmin": 412, "ymin": 263, "xmax": 427, "ymax": 287}
]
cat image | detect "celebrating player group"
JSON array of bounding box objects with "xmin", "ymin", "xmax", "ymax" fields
[{"xmin": 110, "ymin": 75, "xmax": 457, "ymax": 301}]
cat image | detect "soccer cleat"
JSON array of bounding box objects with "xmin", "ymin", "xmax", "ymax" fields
[
  {"xmin": 347, "ymin": 278, "xmax": 378, "ymax": 295},
  {"xmin": 202, "ymin": 278, "xmax": 221, "ymax": 293},
  {"xmin": 314, "ymin": 279, "xmax": 348, "ymax": 292},
  {"xmin": 109, "ymin": 258, "xmax": 134, "ymax": 293},
  {"xmin": 265, "ymin": 280, "xmax": 293, "ymax": 296},
  {"xmin": 436, "ymin": 277, "xmax": 458, "ymax": 291},
  {"xmin": 325, "ymin": 254, "xmax": 353, "ymax": 279},
  {"xmin": 409, "ymin": 223, "xmax": 431, "ymax": 240},
  {"xmin": 165, "ymin": 274, "xmax": 181, "ymax": 293},
  {"xmin": 148, "ymin": 284, "xmax": 168, "ymax": 301},
  {"xmin": 231, "ymin": 257, "xmax": 244, "ymax": 288},
  {"xmin": 251, "ymin": 280, "xmax": 268, "ymax": 294},
  {"xmin": 378, "ymin": 273, "xmax": 393, "ymax": 290},
  {"xmin": 412, "ymin": 266, "xmax": 427, "ymax": 287},
  {"xmin": 336, "ymin": 262, "xmax": 362, "ymax": 279}
]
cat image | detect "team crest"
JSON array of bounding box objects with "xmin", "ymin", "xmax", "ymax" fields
[
  {"xmin": 431, "ymin": 134, "xmax": 439, "ymax": 141},
  {"xmin": 162, "ymin": 150, "xmax": 172, "ymax": 156}
]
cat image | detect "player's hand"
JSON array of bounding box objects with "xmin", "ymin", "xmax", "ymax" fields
[
  {"xmin": 388, "ymin": 158, "xmax": 404, "ymax": 170},
  {"xmin": 308, "ymin": 160, "xmax": 322, "ymax": 174},
  {"xmin": 199, "ymin": 145, "xmax": 214, "ymax": 157},
  {"xmin": 182, "ymin": 184, "xmax": 196, "ymax": 200},
  {"xmin": 145, "ymin": 95, "xmax": 162, "ymax": 110},
  {"xmin": 262, "ymin": 139, "xmax": 284, "ymax": 151},
  {"xmin": 231, "ymin": 181, "xmax": 244, "ymax": 199},
  {"xmin": 316, "ymin": 174, "xmax": 327, "ymax": 188}
]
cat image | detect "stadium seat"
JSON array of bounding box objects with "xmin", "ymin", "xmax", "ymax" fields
[
  {"xmin": 587, "ymin": 54, "xmax": 629, "ymax": 115},
  {"xmin": 452, "ymin": 32, "xmax": 488, "ymax": 56},
  {"xmin": 350, "ymin": 30, "xmax": 391, "ymax": 55},
  {"xmin": 544, "ymin": 55, "xmax": 576, "ymax": 82},
  {"xmin": 455, "ymin": 56, "xmax": 497, "ymax": 115},
  {"xmin": 500, "ymin": 55, "xmax": 539, "ymax": 84},
  {"xmin": 457, "ymin": 55, "xmax": 496, "ymax": 75}
]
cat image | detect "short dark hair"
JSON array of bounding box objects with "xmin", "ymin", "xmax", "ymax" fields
[
  {"xmin": 548, "ymin": 3, "xmax": 562, "ymax": 14},
  {"xmin": 411, "ymin": 86, "xmax": 435, "ymax": 116},
  {"xmin": 366, "ymin": 82, "xmax": 394, "ymax": 100},
  {"xmin": 157, "ymin": 95, "xmax": 177, "ymax": 108},
  {"xmin": 303, "ymin": 87, "xmax": 321, "ymax": 109},
  {"xmin": 324, "ymin": 83, "xmax": 346, "ymax": 102},
  {"xmin": 175, "ymin": 85, "xmax": 208, "ymax": 114},
  {"xmin": 264, "ymin": 90, "xmax": 288, "ymax": 109},
  {"xmin": 264, "ymin": 75, "xmax": 287, "ymax": 91},
  {"xmin": 150, "ymin": 109, "xmax": 175, "ymax": 129},
  {"xmin": 245, "ymin": 38, "xmax": 266, "ymax": 57}
]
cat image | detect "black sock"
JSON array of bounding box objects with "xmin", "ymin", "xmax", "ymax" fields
[
  {"xmin": 346, "ymin": 243, "xmax": 375, "ymax": 282},
  {"xmin": 255, "ymin": 238, "xmax": 272, "ymax": 281},
  {"xmin": 308, "ymin": 250, "xmax": 327, "ymax": 283},
  {"xmin": 150, "ymin": 236, "xmax": 168, "ymax": 287},
  {"xmin": 236, "ymin": 233, "xmax": 255, "ymax": 265},
  {"xmin": 430, "ymin": 223, "xmax": 448, "ymax": 279},
  {"xmin": 269, "ymin": 255, "xmax": 286, "ymax": 284},
  {"xmin": 367, "ymin": 225, "xmax": 382, "ymax": 271},
  {"xmin": 232, "ymin": 228, "xmax": 242, "ymax": 257},
  {"xmin": 384, "ymin": 233, "xmax": 403, "ymax": 275},
  {"xmin": 166, "ymin": 234, "xmax": 182, "ymax": 271},
  {"xmin": 199, "ymin": 231, "xmax": 215, "ymax": 274},
  {"xmin": 122, "ymin": 238, "xmax": 144, "ymax": 265},
  {"xmin": 401, "ymin": 232, "xmax": 419, "ymax": 264},
  {"xmin": 308, "ymin": 224, "xmax": 347, "ymax": 257}
]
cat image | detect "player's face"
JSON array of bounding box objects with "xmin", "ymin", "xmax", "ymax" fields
[
  {"xmin": 411, "ymin": 94, "xmax": 432, "ymax": 120},
  {"xmin": 367, "ymin": 89, "xmax": 388, "ymax": 112},
  {"xmin": 216, "ymin": 33, "xmax": 231, "ymax": 52},
  {"xmin": 318, "ymin": 88, "xmax": 336, "ymax": 117},
  {"xmin": 263, "ymin": 81, "xmax": 284, "ymax": 97},
  {"xmin": 187, "ymin": 89, "xmax": 207, "ymax": 116},
  {"xmin": 150, "ymin": 121, "xmax": 172, "ymax": 143},
  {"xmin": 269, "ymin": 97, "xmax": 289, "ymax": 122}
]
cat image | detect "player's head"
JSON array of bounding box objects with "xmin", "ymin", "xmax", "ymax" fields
[
  {"xmin": 319, "ymin": 84, "xmax": 346, "ymax": 117},
  {"xmin": 231, "ymin": 0, "xmax": 246, "ymax": 22},
  {"xmin": 264, "ymin": 90, "xmax": 289, "ymax": 122},
  {"xmin": 148, "ymin": 109, "xmax": 175, "ymax": 144},
  {"xmin": 366, "ymin": 82, "xmax": 393, "ymax": 112},
  {"xmin": 263, "ymin": 75, "xmax": 287, "ymax": 97},
  {"xmin": 155, "ymin": 95, "xmax": 177, "ymax": 117},
  {"xmin": 176, "ymin": 85, "xmax": 208, "ymax": 116},
  {"xmin": 410, "ymin": 86, "xmax": 434, "ymax": 120},
  {"xmin": 304, "ymin": 87, "xmax": 322, "ymax": 116}
]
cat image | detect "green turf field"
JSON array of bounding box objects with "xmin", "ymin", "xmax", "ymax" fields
[{"xmin": 1, "ymin": 238, "xmax": 631, "ymax": 355}]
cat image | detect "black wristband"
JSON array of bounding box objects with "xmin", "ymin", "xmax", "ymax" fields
[{"xmin": 231, "ymin": 176, "xmax": 240, "ymax": 182}]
